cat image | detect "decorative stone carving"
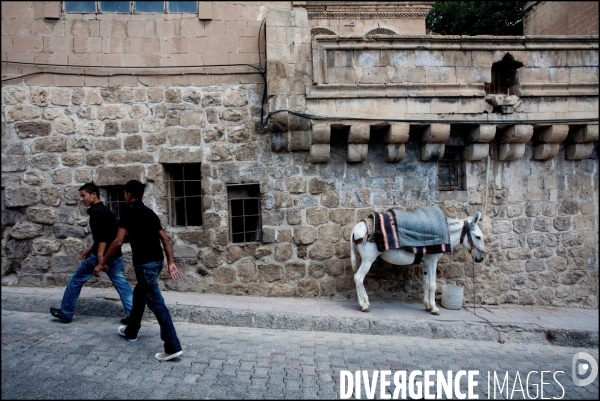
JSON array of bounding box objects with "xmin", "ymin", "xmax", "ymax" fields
[
  {"xmin": 498, "ymin": 143, "xmax": 526, "ymax": 161},
  {"xmin": 463, "ymin": 144, "xmax": 489, "ymax": 161},
  {"xmin": 565, "ymin": 143, "xmax": 594, "ymax": 160}
]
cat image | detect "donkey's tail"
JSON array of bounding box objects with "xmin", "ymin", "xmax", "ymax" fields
[
  {"xmin": 350, "ymin": 228, "xmax": 357, "ymax": 273},
  {"xmin": 350, "ymin": 221, "xmax": 368, "ymax": 273}
]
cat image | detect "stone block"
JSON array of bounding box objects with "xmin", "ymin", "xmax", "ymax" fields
[
  {"xmin": 21, "ymin": 256, "xmax": 50, "ymax": 274},
  {"xmin": 289, "ymin": 131, "xmax": 311, "ymax": 151},
  {"xmin": 384, "ymin": 144, "xmax": 405, "ymax": 162},
  {"xmin": 309, "ymin": 144, "xmax": 330, "ymax": 163},
  {"xmin": 267, "ymin": 112, "xmax": 288, "ymax": 133},
  {"xmin": 422, "ymin": 124, "xmax": 450, "ymax": 143},
  {"xmin": 31, "ymin": 136, "xmax": 67, "ymax": 153},
  {"xmin": 348, "ymin": 124, "xmax": 369, "ymax": 143},
  {"xmin": 258, "ymin": 264, "xmax": 283, "ymax": 282},
  {"xmin": 535, "ymin": 125, "xmax": 569, "ymax": 143},
  {"xmin": 467, "ymin": 125, "xmax": 496, "ymax": 143},
  {"xmin": 26, "ymin": 207, "xmax": 58, "ymax": 225},
  {"xmin": 10, "ymin": 223, "xmax": 44, "ymax": 239},
  {"xmin": 158, "ymin": 148, "xmax": 203, "ymax": 164},
  {"xmin": 2, "ymin": 156, "xmax": 26, "ymax": 172},
  {"xmin": 497, "ymin": 143, "xmax": 525, "ymax": 161},
  {"xmin": 384, "ymin": 123, "xmax": 409, "ymax": 144},
  {"xmin": 500, "ymin": 125, "xmax": 534, "ymax": 144},
  {"xmin": 23, "ymin": 171, "xmax": 45, "ymax": 185},
  {"xmin": 4, "ymin": 105, "xmax": 42, "ymax": 122},
  {"xmin": 4, "ymin": 187, "xmax": 40, "ymax": 207},
  {"xmin": 533, "ymin": 144, "xmax": 560, "ymax": 160},
  {"xmin": 420, "ymin": 143, "xmax": 445, "ymax": 161},
  {"xmin": 568, "ymin": 125, "xmax": 599, "ymax": 143},
  {"xmin": 347, "ymin": 143, "xmax": 368, "ymax": 163},
  {"xmin": 311, "ymin": 124, "xmax": 330, "ymax": 144},
  {"xmin": 463, "ymin": 144, "xmax": 489, "ymax": 161},
  {"xmin": 565, "ymin": 143, "xmax": 594, "ymax": 160},
  {"xmin": 15, "ymin": 121, "xmax": 52, "ymax": 139},
  {"xmin": 95, "ymin": 165, "xmax": 144, "ymax": 186},
  {"xmin": 270, "ymin": 132, "xmax": 288, "ymax": 152}
]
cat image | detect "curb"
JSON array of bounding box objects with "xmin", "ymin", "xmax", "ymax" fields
[{"xmin": 2, "ymin": 292, "xmax": 597, "ymax": 348}]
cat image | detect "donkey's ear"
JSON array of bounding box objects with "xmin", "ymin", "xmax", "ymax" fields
[{"xmin": 472, "ymin": 211, "xmax": 482, "ymax": 225}]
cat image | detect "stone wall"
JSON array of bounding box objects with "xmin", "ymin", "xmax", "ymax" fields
[
  {"xmin": 523, "ymin": 1, "xmax": 599, "ymax": 36},
  {"xmin": 1, "ymin": 2, "xmax": 599, "ymax": 308}
]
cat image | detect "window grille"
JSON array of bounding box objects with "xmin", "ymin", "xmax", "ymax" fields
[
  {"xmin": 438, "ymin": 147, "xmax": 465, "ymax": 191},
  {"xmin": 165, "ymin": 164, "xmax": 203, "ymax": 227},
  {"xmin": 64, "ymin": 1, "xmax": 198, "ymax": 14},
  {"xmin": 102, "ymin": 186, "xmax": 128, "ymax": 221},
  {"xmin": 227, "ymin": 184, "xmax": 262, "ymax": 244}
]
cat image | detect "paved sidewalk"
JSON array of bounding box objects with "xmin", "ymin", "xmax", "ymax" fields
[{"xmin": 2, "ymin": 286, "xmax": 598, "ymax": 347}]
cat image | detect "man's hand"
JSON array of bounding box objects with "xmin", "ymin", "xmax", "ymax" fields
[
  {"xmin": 167, "ymin": 263, "xmax": 179, "ymax": 279},
  {"xmin": 81, "ymin": 247, "xmax": 92, "ymax": 261},
  {"xmin": 93, "ymin": 264, "xmax": 108, "ymax": 277}
]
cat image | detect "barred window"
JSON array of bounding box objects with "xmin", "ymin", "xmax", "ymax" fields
[
  {"xmin": 102, "ymin": 186, "xmax": 128, "ymax": 221},
  {"xmin": 227, "ymin": 184, "xmax": 262, "ymax": 244},
  {"xmin": 438, "ymin": 146, "xmax": 465, "ymax": 191},
  {"xmin": 165, "ymin": 164, "xmax": 203, "ymax": 227},
  {"xmin": 65, "ymin": 1, "xmax": 198, "ymax": 14}
]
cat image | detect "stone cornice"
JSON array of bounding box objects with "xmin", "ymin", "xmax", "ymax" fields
[
  {"xmin": 308, "ymin": 12, "xmax": 429, "ymax": 20},
  {"xmin": 313, "ymin": 35, "xmax": 600, "ymax": 51}
]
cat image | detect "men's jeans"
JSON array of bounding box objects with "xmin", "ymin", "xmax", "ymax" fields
[
  {"xmin": 124, "ymin": 260, "xmax": 182, "ymax": 354},
  {"xmin": 60, "ymin": 254, "xmax": 133, "ymax": 320}
]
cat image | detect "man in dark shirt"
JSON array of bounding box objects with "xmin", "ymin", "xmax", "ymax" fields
[
  {"xmin": 50, "ymin": 183, "xmax": 133, "ymax": 323},
  {"xmin": 94, "ymin": 180, "xmax": 183, "ymax": 361}
]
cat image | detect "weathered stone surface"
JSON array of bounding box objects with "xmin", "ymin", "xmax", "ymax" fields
[
  {"xmin": 4, "ymin": 188, "xmax": 40, "ymax": 207},
  {"xmin": 22, "ymin": 171, "xmax": 46, "ymax": 186},
  {"xmin": 31, "ymin": 136, "xmax": 67, "ymax": 153},
  {"xmin": 32, "ymin": 238, "xmax": 62, "ymax": 256},
  {"xmin": 52, "ymin": 224, "xmax": 87, "ymax": 239},
  {"xmin": 258, "ymin": 264, "xmax": 283, "ymax": 282},
  {"xmin": 26, "ymin": 207, "xmax": 58, "ymax": 225},
  {"xmin": 10, "ymin": 223, "xmax": 44, "ymax": 239},
  {"xmin": 95, "ymin": 166, "xmax": 144, "ymax": 186},
  {"xmin": 158, "ymin": 148, "xmax": 202, "ymax": 164},
  {"xmin": 4, "ymin": 105, "xmax": 42, "ymax": 122},
  {"xmin": 293, "ymin": 227, "xmax": 317, "ymax": 245},
  {"xmin": 2, "ymin": 156, "xmax": 26, "ymax": 172},
  {"xmin": 15, "ymin": 121, "xmax": 51, "ymax": 138},
  {"xmin": 21, "ymin": 256, "xmax": 51, "ymax": 274}
]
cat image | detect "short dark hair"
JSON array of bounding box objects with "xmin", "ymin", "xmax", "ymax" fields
[
  {"xmin": 124, "ymin": 180, "xmax": 145, "ymax": 200},
  {"xmin": 79, "ymin": 182, "xmax": 100, "ymax": 198}
]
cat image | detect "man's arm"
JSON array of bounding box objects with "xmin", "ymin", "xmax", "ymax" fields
[
  {"xmin": 93, "ymin": 228, "xmax": 127, "ymax": 277},
  {"xmin": 158, "ymin": 230, "xmax": 179, "ymax": 279}
]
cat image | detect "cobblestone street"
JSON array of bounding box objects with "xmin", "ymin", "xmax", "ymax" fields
[{"xmin": 2, "ymin": 310, "xmax": 598, "ymax": 399}]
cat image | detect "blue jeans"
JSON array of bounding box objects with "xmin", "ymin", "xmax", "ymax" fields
[
  {"xmin": 123, "ymin": 260, "xmax": 182, "ymax": 354},
  {"xmin": 60, "ymin": 254, "xmax": 133, "ymax": 320}
]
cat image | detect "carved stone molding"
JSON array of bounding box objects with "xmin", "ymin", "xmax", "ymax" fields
[{"xmin": 308, "ymin": 12, "xmax": 429, "ymax": 20}]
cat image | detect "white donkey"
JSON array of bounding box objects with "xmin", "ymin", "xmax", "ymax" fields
[{"xmin": 350, "ymin": 210, "xmax": 486, "ymax": 315}]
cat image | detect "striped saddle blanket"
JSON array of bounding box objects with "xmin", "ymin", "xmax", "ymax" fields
[{"xmin": 368, "ymin": 206, "xmax": 452, "ymax": 254}]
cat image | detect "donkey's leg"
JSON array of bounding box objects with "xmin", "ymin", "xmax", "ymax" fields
[
  {"xmin": 354, "ymin": 244, "xmax": 378, "ymax": 312},
  {"xmin": 422, "ymin": 264, "xmax": 431, "ymax": 311},
  {"xmin": 425, "ymin": 255, "xmax": 442, "ymax": 315}
]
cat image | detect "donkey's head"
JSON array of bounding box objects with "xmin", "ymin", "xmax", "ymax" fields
[{"xmin": 461, "ymin": 211, "xmax": 486, "ymax": 263}]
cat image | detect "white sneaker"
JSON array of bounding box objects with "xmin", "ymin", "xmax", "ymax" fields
[
  {"xmin": 154, "ymin": 350, "xmax": 183, "ymax": 361},
  {"xmin": 117, "ymin": 325, "xmax": 137, "ymax": 342}
]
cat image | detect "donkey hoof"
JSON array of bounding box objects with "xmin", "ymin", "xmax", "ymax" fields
[
  {"xmin": 425, "ymin": 306, "xmax": 432, "ymax": 312},
  {"xmin": 361, "ymin": 307, "xmax": 370, "ymax": 313},
  {"xmin": 431, "ymin": 309, "xmax": 440, "ymax": 316}
]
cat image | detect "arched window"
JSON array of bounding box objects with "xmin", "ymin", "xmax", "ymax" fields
[
  {"xmin": 365, "ymin": 28, "xmax": 397, "ymax": 36},
  {"xmin": 311, "ymin": 27, "xmax": 337, "ymax": 36}
]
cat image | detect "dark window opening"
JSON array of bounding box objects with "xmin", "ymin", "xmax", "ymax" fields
[
  {"xmin": 228, "ymin": 184, "xmax": 262, "ymax": 244},
  {"xmin": 165, "ymin": 163, "xmax": 203, "ymax": 227},
  {"xmin": 438, "ymin": 146, "xmax": 465, "ymax": 191},
  {"xmin": 103, "ymin": 186, "xmax": 128, "ymax": 221},
  {"xmin": 485, "ymin": 53, "xmax": 523, "ymax": 95},
  {"xmin": 65, "ymin": 1, "xmax": 198, "ymax": 14}
]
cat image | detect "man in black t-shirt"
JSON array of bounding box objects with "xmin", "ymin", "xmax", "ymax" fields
[
  {"xmin": 50, "ymin": 183, "xmax": 133, "ymax": 324},
  {"xmin": 94, "ymin": 180, "xmax": 183, "ymax": 361}
]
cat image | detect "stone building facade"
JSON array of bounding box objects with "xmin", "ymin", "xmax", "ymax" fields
[
  {"xmin": 523, "ymin": 1, "xmax": 599, "ymax": 35},
  {"xmin": 2, "ymin": 2, "xmax": 599, "ymax": 308}
]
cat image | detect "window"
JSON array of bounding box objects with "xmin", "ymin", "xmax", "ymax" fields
[
  {"xmin": 103, "ymin": 186, "xmax": 128, "ymax": 221},
  {"xmin": 228, "ymin": 184, "xmax": 262, "ymax": 244},
  {"xmin": 165, "ymin": 164, "xmax": 203, "ymax": 227},
  {"xmin": 65, "ymin": 1, "xmax": 198, "ymax": 14},
  {"xmin": 485, "ymin": 53, "xmax": 523, "ymax": 95},
  {"xmin": 438, "ymin": 146, "xmax": 465, "ymax": 191}
]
